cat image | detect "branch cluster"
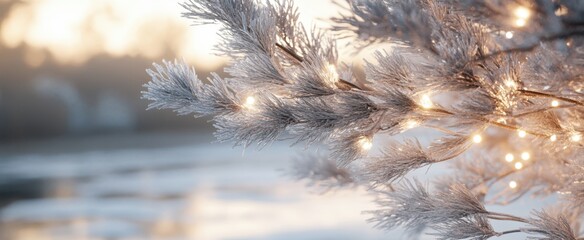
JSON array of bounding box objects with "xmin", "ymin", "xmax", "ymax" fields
[{"xmin": 143, "ymin": 0, "xmax": 584, "ymax": 238}]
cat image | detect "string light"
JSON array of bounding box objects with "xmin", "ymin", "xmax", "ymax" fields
[
  {"xmin": 509, "ymin": 181, "xmax": 518, "ymax": 189},
  {"xmin": 472, "ymin": 134, "xmax": 482, "ymax": 143},
  {"xmin": 551, "ymin": 100, "xmax": 559, "ymax": 107},
  {"xmin": 505, "ymin": 153, "xmax": 514, "ymax": 162},
  {"xmin": 513, "ymin": 6, "xmax": 530, "ymax": 27},
  {"xmin": 514, "ymin": 18, "xmax": 526, "ymax": 27},
  {"xmin": 244, "ymin": 96, "xmax": 256, "ymax": 109},
  {"xmin": 358, "ymin": 137, "xmax": 373, "ymax": 151},
  {"xmin": 505, "ymin": 31, "xmax": 514, "ymax": 39},
  {"xmin": 550, "ymin": 134, "xmax": 557, "ymax": 142},
  {"xmin": 514, "ymin": 162, "xmax": 524, "ymax": 170},
  {"xmin": 504, "ymin": 78, "xmax": 517, "ymax": 89},
  {"xmin": 521, "ymin": 152, "xmax": 530, "ymax": 161},
  {"xmin": 514, "ymin": 6, "xmax": 531, "ymax": 19},
  {"xmin": 570, "ymin": 133, "xmax": 582, "ymax": 142},
  {"xmin": 518, "ymin": 130, "xmax": 527, "ymax": 138},
  {"xmin": 420, "ymin": 94, "xmax": 433, "ymax": 109}
]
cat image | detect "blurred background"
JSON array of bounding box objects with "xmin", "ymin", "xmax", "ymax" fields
[
  {"xmin": 0, "ymin": 0, "xmax": 390, "ymax": 239},
  {"xmin": 0, "ymin": 0, "xmax": 558, "ymax": 239}
]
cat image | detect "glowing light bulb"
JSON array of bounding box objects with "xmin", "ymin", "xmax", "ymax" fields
[
  {"xmin": 509, "ymin": 181, "xmax": 518, "ymax": 189},
  {"xmin": 514, "ymin": 6, "xmax": 531, "ymax": 19},
  {"xmin": 358, "ymin": 137, "xmax": 373, "ymax": 151},
  {"xmin": 505, "ymin": 153, "xmax": 514, "ymax": 162},
  {"xmin": 514, "ymin": 162, "xmax": 524, "ymax": 170},
  {"xmin": 514, "ymin": 18, "xmax": 526, "ymax": 27},
  {"xmin": 420, "ymin": 94, "xmax": 433, "ymax": 109},
  {"xmin": 472, "ymin": 134, "xmax": 482, "ymax": 143},
  {"xmin": 518, "ymin": 130, "xmax": 527, "ymax": 138},
  {"xmin": 551, "ymin": 100, "xmax": 559, "ymax": 107},
  {"xmin": 571, "ymin": 133, "xmax": 582, "ymax": 142},
  {"xmin": 505, "ymin": 31, "xmax": 514, "ymax": 39},
  {"xmin": 505, "ymin": 79, "xmax": 517, "ymax": 89},
  {"xmin": 244, "ymin": 96, "xmax": 256, "ymax": 109},
  {"xmin": 521, "ymin": 152, "xmax": 530, "ymax": 161},
  {"xmin": 550, "ymin": 135, "xmax": 557, "ymax": 142},
  {"xmin": 512, "ymin": 6, "xmax": 530, "ymax": 28}
]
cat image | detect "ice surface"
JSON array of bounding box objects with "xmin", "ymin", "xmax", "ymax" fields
[
  {"xmin": 0, "ymin": 131, "xmax": 551, "ymax": 240},
  {"xmin": 0, "ymin": 132, "xmax": 391, "ymax": 240}
]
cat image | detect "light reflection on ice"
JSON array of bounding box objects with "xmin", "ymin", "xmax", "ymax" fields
[
  {"xmin": 0, "ymin": 132, "xmax": 547, "ymax": 239},
  {"xmin": 0, "ymin": 134, "xmax": 388, "ymax": 240}
]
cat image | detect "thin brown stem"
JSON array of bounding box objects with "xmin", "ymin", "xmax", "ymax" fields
[
  {"xmin": 519, "ymin": 89, "xmax": 584, "ymax": 107},
  {"xmin": 470, "ymin": 169, "xmax": 516, "ymax": 193},
  {"xmin": 488, "ymin": 188, "xmax": 530, "ymax": 206},
  {"xmin": 488, "ymin": 212, "xmax": 529, "ymax": 223},
  {"xmin": 276, "ymin": 42, "xmax": 365, "ymax": 91},
  {"xmin": 425, "ymin": 125, "xmax": 464, "ymax": 136},
  {"xmin": 422, "ymin": 108, "xmax": 548, "ymax": 137},
  {"xmin": 423, "ymin": 107, "xmax": 456, "ymax": 116},
  {"xmin": 488, "ymin": 170, "xmax": 516, "ymax": 188},
  {"xmin": 513, "ymin": 104, "xmax": 576, "ymax": 118},
  {"xmin": 367, "ymin": 110, "xmax": 388, "ymax": 132},
  {"xmin": 474, "ymin": 29, "xmax": 584, "ymax": 62},
  {"xmin": 498, "ymin": 229, "xmax": 523, "ymax": 236},
  {"xmin": 276, "ymin": 42, "xmax": 304, "ymax": 63},
  {"xmin": 337, "ymin": 78, "xmax": 364, "ymax": 91},
  {"xmin": 484, "ymin": 118, "xmax": 547, "ymax": 137}
]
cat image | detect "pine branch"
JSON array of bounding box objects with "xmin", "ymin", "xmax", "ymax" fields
[{"xmin": 142, "ymin": 1, "xmax": 584, "ymax": 238}]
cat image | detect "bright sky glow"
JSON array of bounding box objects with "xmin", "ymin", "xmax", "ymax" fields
[{"xmin": 0, "ymin": 0, "xmax": 340, "ymax": 69}]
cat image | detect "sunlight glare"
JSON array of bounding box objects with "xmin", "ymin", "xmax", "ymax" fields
[{"xmin": 0, "ymin": 0, "xmax": 226, "ymax": 69}]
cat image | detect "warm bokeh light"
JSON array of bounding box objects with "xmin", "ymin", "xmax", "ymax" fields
[
  {"xmin": 505, "ymin": 31, "xmax": 514, "ymax": 39},
  {"xmin": 505, "ymin": 153, "xmax": 514, "ymax": 162},
  {"xmin": 472, "ymin": 134, "xmax": 482, "ymax": 143},
  {"xmin": 0, "ymin": 0, "xmax": 341, "ymax": 69},
  {"xmin": 518, "ymin": 130, "xmax": 527, "ymax": 138},
  {"xmin": 420, "ymin": 94, "xmax": 433, "ymax": 109},
  {"xmin": 551, "ymin": 100, "xmax": 560, "ymax": 107},
  {"xmin": 571, "ymin": 133, "xmax": 582, "ymax": 142},
  {"xmin": 0, "ymin": 0, "xmax": 226, "ymax": 69},
  {"xmin": 550, "ymin": 134, "xmax": 557, "ymax": 142},
  {"xmin": 514, "ymin": 18, "xmax": 527, "ymax": 27},
  {"xmin": 513, "ymin": 6, "xmax": 530, "ymax": 27},
  {"xmin": 358, "ymin": 137, "xmax": 373, "ymax": 151},
  {"xmin": 504, "ymin": 78, "xmax": 518, "ymax": 89},
  {"xmin": 509, "ymin": 181, "xmax": 518, "ymax": 189},
  {"xmin": 521, "ymin": 152, "xmax": 530, "ymax": 161},
  {"xmin": 514, "ymin": 162, "xmax": 523, "ymax": 170},
  {"xmin": 244, "ymin": 96, "xmax": 256, "ymax": 109},
  {"xmin": 514, "ymin": 6, "xmax": 531, "ymax": 19}
]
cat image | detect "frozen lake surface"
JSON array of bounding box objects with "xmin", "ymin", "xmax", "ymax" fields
[
  {"xmin": 0, "ymin": 131, "xmax": 392, "ymax": 240},
  {"xmin": 0, "ymin": 131, "xmax": 555, "ymax": 240}
]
